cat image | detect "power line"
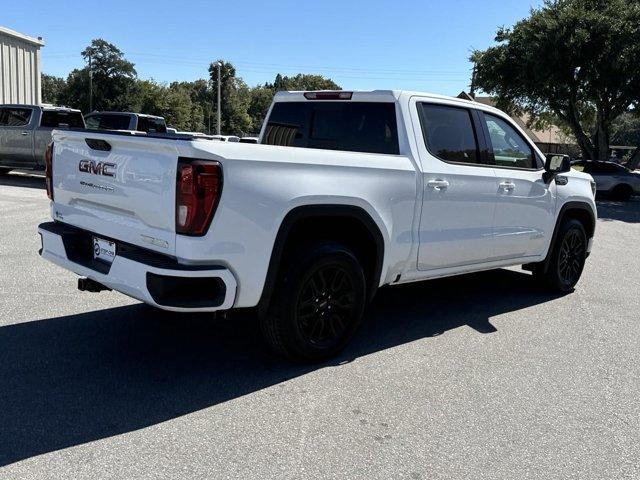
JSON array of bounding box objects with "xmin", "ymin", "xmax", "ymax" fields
[
  {"xmin": 42, "ymin": 50, "xmax": 471, "ymax": 77},
  {"xmin": 41, "ymin": 50, "xmax": 473, "ymax": 86}
]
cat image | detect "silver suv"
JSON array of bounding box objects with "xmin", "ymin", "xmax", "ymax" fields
[{"xmin": 0, "ymin": 104, "xmax": 84, "ymax": 173}]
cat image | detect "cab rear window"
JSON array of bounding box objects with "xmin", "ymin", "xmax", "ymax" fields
[
  {"xmin": 262, "ymin": 102, "xmax": 399, "ymax": 155},
  {"xmin": 41, "ymin": 111, "xmax": 85, "ymax": 128}
]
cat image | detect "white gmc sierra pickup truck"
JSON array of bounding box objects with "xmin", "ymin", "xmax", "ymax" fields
[{"xmin": 38, "ymin": 90, "xmax": 597, "ymax": 361}]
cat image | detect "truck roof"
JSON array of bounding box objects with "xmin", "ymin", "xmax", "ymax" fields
[
  {"xmin": 0, "ymin": 103, "xmax": 81, "ymax": 112},
  {"xmin": 273, "ymin": 89, "xmax": 500, "ymax": 112},
  {"xmin": 85, "ymin": 111, "xmax": 165, "ymax": 120}
]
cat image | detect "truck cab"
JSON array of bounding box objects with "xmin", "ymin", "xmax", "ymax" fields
[
  {"xmin": 84, "ymin": 112, "xmax": 167, "ymax": 134},
  {"xmin": 0, "ymin": 104, "xmax": 84, "ymax": 172}
]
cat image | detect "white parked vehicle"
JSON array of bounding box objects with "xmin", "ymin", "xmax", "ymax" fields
[
  {"xmin": 38, "ymin": 90, "xmax": 597, "ymax": 361},
  {"xmin": 572, "ymin": 160, "xmax": 640, "ymax": 200}
]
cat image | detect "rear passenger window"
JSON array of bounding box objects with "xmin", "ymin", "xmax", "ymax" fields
[
  {"xmin": 418, "ymin": 104, "xmax": 480, "ymax": 164},
  {"xmin": 136, "ymin": 117, "xmax": 149, "ymax": 133},
  {"xmin": 137, "ymin": 117, "xmax": 166, "ymax": 134},
  {"xmin": 149, "ymin": 118, "xmax": 167, "ymax": 133},
  {"xmin": 85, "ymin": 114, "xmax": 131, "ymax": 131},
  {"xmin": 262, "ymin": 102, "xmax": 399, "ymax": 155},
  {"xmin": 483, "ymin": 114, "xmax": 536, "ymax": 169},
  {"xmin": 0, "ymin": 108, "xmax": 32, "ymax": 127}
]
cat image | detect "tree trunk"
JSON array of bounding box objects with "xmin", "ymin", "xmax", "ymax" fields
[
  {"xmin": 592, "ymin": 115, "xmax": 611, "ymax": 161},
  {"xmin": 564, "ymin": 101, "xmax": 596, "ymax": 159},
  {"xmin": 568, "ymin": 122, "xmax": 596, "ymax": 159}
]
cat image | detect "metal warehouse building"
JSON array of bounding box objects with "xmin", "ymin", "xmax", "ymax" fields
[{"xmin": 0, "ymin": 26, "xmax": 44, "ymax": 105}]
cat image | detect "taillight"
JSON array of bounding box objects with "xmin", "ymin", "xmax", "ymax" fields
[
  {"xmin": 176, "ymin": 159, "xmax": 222, "ymax": 236},
  {"xmin": 44, "ymin": 142, "xmax": 54, "ymax": 200}
]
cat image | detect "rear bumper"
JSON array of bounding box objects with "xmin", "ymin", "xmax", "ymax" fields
[{"xmin": 38, "ymin": 222, "xmax": 237, "ymax": 312}]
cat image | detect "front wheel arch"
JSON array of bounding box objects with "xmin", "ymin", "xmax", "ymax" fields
[{"xmin": 540, "ymin": 202, "xmax": 595, "ymax": 274}]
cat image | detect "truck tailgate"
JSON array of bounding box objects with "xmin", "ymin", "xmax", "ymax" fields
[{"xmin": 51, "ymin": 131, "xmax": 179, "ymax": 255}]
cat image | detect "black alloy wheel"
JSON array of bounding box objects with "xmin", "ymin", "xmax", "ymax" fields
[
  {"xmin": 532, "ymin": 218, "xmax": 587, "ymax": 292},
  {"xmin": 296, "ymin": 264, "xmax": 357, "ymax": 348},
  {"xmin": 557, "ymin": 229, "xmax": 585, "ymax": 286},
  {"xmin": 261, "ymin": 241, "xmax": 366, "ymax": 362}
]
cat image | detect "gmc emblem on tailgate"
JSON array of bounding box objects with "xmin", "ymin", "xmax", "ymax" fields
[{"xmin": 79, "ymin": 159, "xmax": 116, "ymax": 177}]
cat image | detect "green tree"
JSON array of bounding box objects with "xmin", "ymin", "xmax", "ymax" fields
[
  {"xmin": 170, "ymin": 80, "xmax": 213, "ymax": 132},
  {"xmin": 41, "ymin": 74, "xmax": 67, "ymax": 105},
  {"xmin": 612, "ymin": 112, "xmax": 640, "ymax": 169},
  {"xmin": 272, "ymin": 73, "xmax": 340, "ymax": 92},
  {"xmin": 161, "ymin": 84, "xmax": 193, "ymax": 131},
  {"xmin": 60, "ymin": 39, "xmax": 139, "ymax": 112},
  {"xmin": 134, "ymin": 79, "xmax": 166, "ymax": 116},
  {"xmin": 611, "ymin": 112, "xmax": 640, "ymax": 146},
  {"xmin": 247, "ymin": 86, "xmax": 274, "ymax": 133},
  {"xmin": 208, "ymin": 60, "xmax": 252, "ymax": 135},
  {"xmin": 59, "ymin": 68, "xmax": 91, "ymax": 111},
  {"xmin": 472, "ymin": 0, "xmax": 640, "ymax": 160}
]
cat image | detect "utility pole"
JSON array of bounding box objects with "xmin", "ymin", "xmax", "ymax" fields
[
  {"xmin": 216, "ymin": 62, "xmax": 221, "ymax": 136},
  {"xmin": 469, "ymin": 62, "xmax": 477, "ymax": 99},
  {"xmin": 88, "ymin": 52, "xmax": 93, "ymax": 112}
]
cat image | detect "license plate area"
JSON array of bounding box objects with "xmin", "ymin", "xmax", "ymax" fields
[{"xmin": 93, "ymin": 236, "xmax": 116, "ymax": 264}]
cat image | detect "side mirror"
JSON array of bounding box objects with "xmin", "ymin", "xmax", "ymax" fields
[{"xmin": 544, "ymin": 154, "xmax": 571, "ymax": 182}]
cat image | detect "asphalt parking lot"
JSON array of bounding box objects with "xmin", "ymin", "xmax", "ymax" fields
[{"xmin": 1, "ymin": 173, "xmax": 639, "ymax": 480}]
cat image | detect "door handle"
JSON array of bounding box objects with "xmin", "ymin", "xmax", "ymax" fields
[
  {"xmin": 21, "ymin": 131, "xmax": 29, "ymax": 136},
  {"xmin": 499, "ymin": 181, "xmax": 515, "ymax": 191},
  {"xmin": 427, "ymin": 179, "xmax": 450, "ymax": 190}
]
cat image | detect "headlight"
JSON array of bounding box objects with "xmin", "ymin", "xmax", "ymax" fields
[{"xmin": 590, "ymin": 180, "xmax": 597, "ymax": 196}]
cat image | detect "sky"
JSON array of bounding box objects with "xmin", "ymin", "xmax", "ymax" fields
[{"xmin": 5, "ymin": 0, "xmax": 543, "ymax": 96}]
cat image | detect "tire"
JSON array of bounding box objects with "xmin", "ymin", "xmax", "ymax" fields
[
  {"xmin": 611, "ymin": 184, "xmax": 633, "ymax": 201},
  {"xmin": 260, "ymin": 241, "xmax": 367, "ymax": 362},
  {"xmin": 533, "ymin": 219, "xmax": 587, "ymax": 292}
]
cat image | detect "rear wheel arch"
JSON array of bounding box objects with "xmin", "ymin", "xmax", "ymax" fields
[
  {"xmin": 257, "ymin": 204, "xmax": 386, "ymax": 314},
  {"xmin": 611, "ymin": 183, "xmax": 633, "ymax": 200}
]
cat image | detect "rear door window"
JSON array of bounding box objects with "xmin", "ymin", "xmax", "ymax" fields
[
  {"xmin": 40, "ymin": 111, "xmax": 84, "ymax": 128},
  {"xmin": 0, "ymin": 107, "xmax": 32, "ymax": 127},
  {"xmin": 136, "ymin": 117, "xmax": 167, "ymax": 134},
  {"xmin": 262, "ymin": 101, "xmax": 399, "ymax": 155},
  {"xmin": 136, "ymin": 116, "xmax": 149, "ymax": 132},
  {"xmin": 418, "ymin": 103, "xmax": 481, "ymax": 164},
  {"xmin": 85, "ymin": 114, "xmax": 132, "ymax": 131},
  {"xmin": 149, "ymin": 118, "xmax": 166, "ymax": 133}
]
